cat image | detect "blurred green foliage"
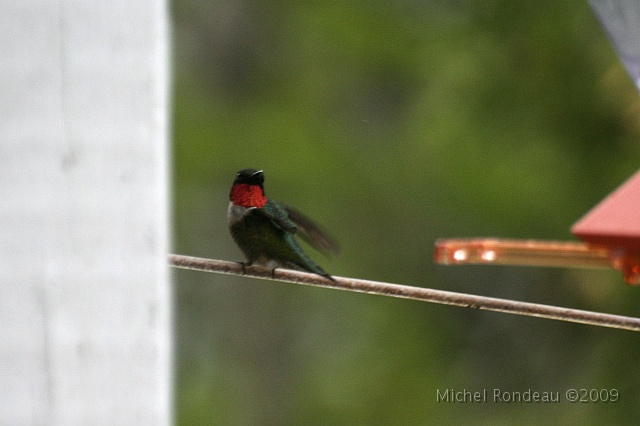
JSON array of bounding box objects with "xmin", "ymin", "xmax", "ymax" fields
[{"xmin": 172, "ymin": 1, "xmax": 640, "ymax": 424}]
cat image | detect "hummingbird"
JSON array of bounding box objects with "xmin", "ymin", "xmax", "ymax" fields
[{"xmin": 228, "ymin": 168, "xmax": 339, "ymax": 280}]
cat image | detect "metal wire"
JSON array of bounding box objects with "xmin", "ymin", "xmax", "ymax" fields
[{"xmin": 169, "ymin": 254, "xmax": 640, "ymax": 332}]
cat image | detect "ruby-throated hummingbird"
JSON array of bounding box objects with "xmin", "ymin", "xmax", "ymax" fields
[{"xmin": 228, "ymin": 168, "xmax": 339, "ymax": 280}]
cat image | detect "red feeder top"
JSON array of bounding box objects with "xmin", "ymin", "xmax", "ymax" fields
[{"xmin": 572, "ymin": 170, "xmax": 640, "ymax": 251}]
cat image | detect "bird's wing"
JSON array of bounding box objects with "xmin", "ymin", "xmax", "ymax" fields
[
  {"xmin": 258, "ymin": 200, "xmax": 340, "ymax": 256},
  {"xmin": 258, "ymin": 199, "xmax": 298, "ymax": 234},
  {"xmin": 281, "ymin": 203, "xmax": 340, "ymax": 256}
]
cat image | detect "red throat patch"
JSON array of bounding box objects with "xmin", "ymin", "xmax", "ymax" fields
[{"xmin": 230, "ymin": 184, "xmax": 267, "ymax": 208}]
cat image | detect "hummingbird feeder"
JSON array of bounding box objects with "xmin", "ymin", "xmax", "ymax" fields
[
  {"xmin": 434, "ymin": 170, "xmax": 640, "ymax": 284},
  {"xmin": 435, "ymin": 0, "xmax": 640, "ymax": 285}
]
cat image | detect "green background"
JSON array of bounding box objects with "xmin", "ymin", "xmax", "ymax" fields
[{"xmin": 172, "ymin": 1, "xmax": 640, "ymax": 424}]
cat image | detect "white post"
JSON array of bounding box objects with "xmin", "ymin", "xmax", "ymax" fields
[{"xmin": 0, "ymin": 1, "xmax": 172, "ymax": 424}]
